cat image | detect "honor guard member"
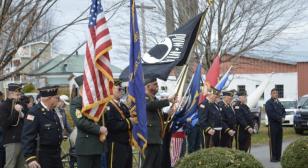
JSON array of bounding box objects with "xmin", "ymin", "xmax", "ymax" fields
[
  {"xmin": 0, "ymin": 83, "xmax": 25, "ymax": 168},
  {"xmin": 234, "ymin": 90, "xmax": 254, "ymax": 152},
  {"xmin": 22, "ymin": 85, "xmax": 62, "ymax": 168},
  {"xmin": 142, "ymin": 78, "xmax": 176, "ymax": 168},
  {"xmin": 218, "ymin": 91, "xmax": 236, "ymax": 148},
  {"xmin": 105, "ymin": 80, "xmax": 136, "ymax": 168},
  {"xmin": 69, "ymin": 75, "xmax": 108, "ymax": 168},
  {"xmin": 265, "ymin": 88, "xmax": 286, "ymax": 162},
  {"xmin": 198, "ymin": 87, "xmax": 224, "ymax": 148}
]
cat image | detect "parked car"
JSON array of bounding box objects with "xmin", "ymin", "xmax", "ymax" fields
[
  {"xmin": 293, "ymin": 94, "xmax": 308, "ymax": 134},
  {"xmin": 264, "ymin": 98, "xmax": 297, "ymax": 126}
]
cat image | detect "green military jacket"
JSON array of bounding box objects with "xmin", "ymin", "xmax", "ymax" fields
[
  {"xmin": 146, "ymin": 94, "xmax": 170, "ymax": 145},
  {"xmin": 70, "ymin": 96, "xmax": 105, "ymax": 155}
]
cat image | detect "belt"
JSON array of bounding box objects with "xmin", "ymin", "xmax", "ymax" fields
[{"xmin": 39, "ymin": 144, "xmax": 61, "ymax": 152}]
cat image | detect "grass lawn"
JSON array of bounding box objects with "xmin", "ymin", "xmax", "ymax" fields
[{"xmin": 251, "ymin": 124, "xmax": 302, "ymax": 146}]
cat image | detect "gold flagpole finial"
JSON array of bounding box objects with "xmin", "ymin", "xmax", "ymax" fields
[{"xmin": 207, "ymin": 0, "xmax": 214, "ymax": 6}]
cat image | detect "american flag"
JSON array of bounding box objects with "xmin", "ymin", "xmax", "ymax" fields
[
  {"xmin": 82, "ymin": 0, "xmax": 113, "ymax": 122},
  {"xmin": 170, "ymin": 130, "xmax": 186, "ymax": 167}
]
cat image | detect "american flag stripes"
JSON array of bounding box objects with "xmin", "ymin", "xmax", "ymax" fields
[
  {"xmin": 170, "ymin": 130, "xmax": 186, "ymax": 167},
  {"xmin": 82, "ymin": 0, "xmax": 113, "ymax": 122}
]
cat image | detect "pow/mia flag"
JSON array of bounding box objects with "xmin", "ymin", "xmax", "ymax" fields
[{"xmin": 120, "ymin": 12, "xmax": 205, "ymax": 81}]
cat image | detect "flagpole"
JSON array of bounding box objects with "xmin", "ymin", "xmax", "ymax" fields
[{"xmin": 161, "ymin": 64, "xmax": 188, "ymax": 137}]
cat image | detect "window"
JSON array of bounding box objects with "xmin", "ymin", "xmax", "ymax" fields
[
  {"xmin": 275, "ymin": 85, "xmax": 284, "ymax": 98},
  {"xmin": 237, "ymin": 85, "xmax": 246, "ymax": 93},
  {"xmin": 256, "ymin": 85, "xmax": 264, "ymax": 99},
  {"xmin": 161, "ymin": 86, "xmax": 168, "ymax": 92}
]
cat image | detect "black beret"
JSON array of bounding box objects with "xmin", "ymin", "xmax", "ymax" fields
[
  {"xmin": 74, "ymin": 75, "xmax": 83, "ymax": 87},
  {"xmin": 38, "ymin": 85, "xmax": 59, "ymax": 97},
  {"xmin": 114, "ymin": 79, "xmax": 122, "ymax": 86},
  {"xmin": 237, "ymin": 90, "xmax": 247, "ymax": 96},
  {"xmin": 8, "ymin": 83, "xmax": 22, "ymax": 92}
]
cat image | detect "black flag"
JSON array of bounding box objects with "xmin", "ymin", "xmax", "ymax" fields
[{"xmin": 120, "ymin": 12, "xmax": 204, "ymax": 81}]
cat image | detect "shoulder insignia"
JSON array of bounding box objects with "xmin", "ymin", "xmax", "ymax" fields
[
  {"xmin": 234, "ymin": 106, "xmax": 239, "ymax": 109},
  {"xmin": 26, "ymin": 114, "xmax": 35, "ymax": 121},
  {"xmin": 75, "ymin": 109, "xmax": 82, "ymax": 119}
]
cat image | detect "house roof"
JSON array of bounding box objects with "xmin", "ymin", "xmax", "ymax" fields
[
  {"xmin": 32, "ymin": 54, "xmax": 122, "ymax": 75},
  {"xmin": 243, "ymin": 53, "xmax": 308, "ymax": 65}
]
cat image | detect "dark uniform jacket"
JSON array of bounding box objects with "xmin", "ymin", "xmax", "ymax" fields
[
  {"xmin": 234, "ymin": 102, "xmax": 254, "ymax": 131},
  {"xmin": 105, "ymin": 100, "xmax": 131, "ymax": 145},
  {"xmin": 0, "ymin": 99, "xmax": 23, "ymax": 144},
  {"xmin": 22, "ymin": 102, "xmax": 63, "ymax": 163},
  {"xmin": 218, "ymin": 101, "xmax": 237, "ymax": 133},
  {"xmin": 70, "ymin": 96, "xmax": 105, "ymax": 155},
  {"xmin": 146, "ymin": 95, "xmax": 169, "ymax": 145},
  {"xmin": 265, "ymin": 98, "xmax": 286, "ymax": 125},
  {"xmin": 198, "ymin": 99, "xmax": 225, "ymax": 132}
]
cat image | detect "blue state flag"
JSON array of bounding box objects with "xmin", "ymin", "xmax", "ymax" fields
[
  {"xmin": 171, "ymin": 63, "xmax": 202, "ymax": 131},
  {"xmin": 127, "ymin": 0, "xmax": 147, "ymax": 153}
]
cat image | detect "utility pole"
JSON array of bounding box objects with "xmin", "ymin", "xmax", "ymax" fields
[
  {"xmin": 135, "ymin": 3, "xmax": 155, "ymax": 53},
  {"xmin": 165, "ymin": 0, "xmax": 175, "ymax": 34}
]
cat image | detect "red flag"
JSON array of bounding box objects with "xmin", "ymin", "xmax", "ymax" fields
[
  {"xmin": 199, "ymin": 55, "xmax": 220, "ymax": 103},
  {"xmin": 82, "ymin": 0, "xmax": 113, "ymax": 122}
]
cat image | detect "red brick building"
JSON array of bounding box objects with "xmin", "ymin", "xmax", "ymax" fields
[{"xmin": 221, "ymin": 55, "xmax": 308, "ymax": 101}]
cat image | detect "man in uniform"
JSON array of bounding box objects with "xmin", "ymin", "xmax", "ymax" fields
[
  {"xmin": 198, "ymin": 87, "xmax": 224, "ymax": 148},
  {"xmin": 265, "ymin": 88, "xmax": 286, "ymax": 162},
  {"xmin": 219, "ymin": 91, "xmax": 236, "ymax": 148},
  {"xmin": 105, "ymin": 80, "xmax": 136, "ymax": 168},
  {"xmin": 234, "ymin": 90, "xmax": 254, "ymax": 152},
  {"xmin": 0, "ymin": 83, "xmax": 25, "ymax": 168},
  {"xmin": 22, "ymin": 85, "xmax": 62, "ymax": 168},
  {"xmin": 69, "ymin": 75, "xmax": 108, "ymax": 168},
  {"xmin": 142, "ymin": 79, "xmax": 176, "ymax": 168}
]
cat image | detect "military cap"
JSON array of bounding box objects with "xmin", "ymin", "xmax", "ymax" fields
[
  {"xmin": 237, "ymin": 90, "xmax": 247, "ymax": 96},
  {"xmin": 144, "ymin": 78, "xmax": 157, "ymax": 85},
  {"xmin": 8, "ymin": 83, "xmax": 22, "ymax": 92},
  {"xmin": 222, "ymin": 90, "xmax": 234, "ymax": 97},
  {"xmin": 114, "ymin": 79, "xmax": 122, "ymax": 86},
  {"xmin": 208, "ymin": 87, "xmax": 220, "ymax": 95},
  {"xmin": 74, "ymin": 75, "xmax": 83, "ymax": 87},
  {"xmin": 38, "ymin": 85, "xmax": 59, "ymax": 97}
]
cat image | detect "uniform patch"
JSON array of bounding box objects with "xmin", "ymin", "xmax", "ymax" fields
[
  {"xmin": 200, "ymin": 104, "xmax": 205, "ymax": 108},
  {"xmin": 234, "ymin": 106, "xmax": 239, "ymax": 109},
  {"xmin": 75, "ymin": 109, "xmax": 82, "ymax": 119},
  {"xmin": 26, "ymin": 114, "xmax": 35, "ymax": 121}
]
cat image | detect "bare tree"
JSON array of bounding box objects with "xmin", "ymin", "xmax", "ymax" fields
[
  {"xmin": 0, "ymin": 0, "xmax": 126, "ymax": 81},
  {"xmin": 151, "ymin": 0, "xmax": 308, "ymax": 69}
]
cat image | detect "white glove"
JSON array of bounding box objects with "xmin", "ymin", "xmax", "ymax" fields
[
  {"xmin": 100, "ymin": 126, "xmax": 108, "ymax": 135},
  {"xmin": 28, "ymin": 160, "xmax": 41, "ymax": 168},
  {"xmin": 14, "ymin": 104, "xmax": 23, "ymax": 112},
  {"xmin": 248, "ymin": 128, "xmax": 254, "ymax": 134},
  {"xmin": 208, "ymin": 129, "xmax": 215, "ymax": 136},
  {"xmin": 228, "ymin": 130, "xmax": 236, "ymax": 136}
]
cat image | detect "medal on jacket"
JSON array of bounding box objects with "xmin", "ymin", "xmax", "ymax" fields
[{"xmin": 75, "ymin": 109, "xmax": 82, "ymax": 119}]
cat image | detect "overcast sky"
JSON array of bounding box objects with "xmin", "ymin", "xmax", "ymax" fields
[{"xmin": 53, "ymin": 0, "xmax": 308, "ymax": 69}]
